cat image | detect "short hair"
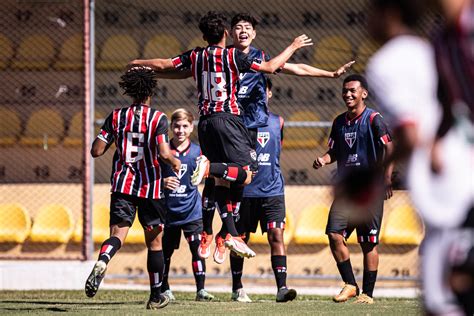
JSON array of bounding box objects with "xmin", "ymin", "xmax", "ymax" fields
[
  {"xmin": 231, "ymin": 13, "xmax": 259, "ymax": 29},
  {"xmin": 343, "ymin": 74, "xmax": 369, "ymax": 91},
  {"xmin": 371, "ymin": 0, "xmax": 425, "ymax": 27},
  {"xmin": 199, "ymin": 11, "xmax": 228, "ymax": 45},
  {"xmin": 266, "ymin": 77, "xmax": 273, "ymax": 91},
  {"xmin": 170, "ymin": 108, "xmax": 194, "ymax": 125},
  {"xmin": 119, "ymin": 66, "xmax": 156, "ymax": 101}
]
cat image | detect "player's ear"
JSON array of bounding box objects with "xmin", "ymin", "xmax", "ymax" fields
[
  {"xmin": 362, "ymin": 89, "xmax": 368, "ymax": 99},
  {"xmin": 267, "ymin": 90, "xmax": 272, "ymax": 99}
]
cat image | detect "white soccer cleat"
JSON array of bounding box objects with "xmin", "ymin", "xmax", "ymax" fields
[
  {"xmin": 224, "ymin": 235, "xmax": 256, "ymax": 258},
  {"xmin": 231, "ymin": 288, "xmax": 252, "ymax": 303},
  {"xmin": 191, "ymin": 155, "xmax": 210, "ymax": 186}
]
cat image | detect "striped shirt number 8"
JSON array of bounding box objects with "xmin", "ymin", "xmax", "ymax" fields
[
  {"xmin": 126, "ymin": 132, "xmax": 144, "ymax": 163},
  {"xmin": 202, "ymin": 71, "xmax": 227, "ymax": 102}
]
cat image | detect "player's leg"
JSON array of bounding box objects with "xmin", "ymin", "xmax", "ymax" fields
[
  {"xmin": 326, "ymin": 200, "xmax": 358, "ymax": 302},
  {"xmin": 161, "ymin": 225, "xmax": 180, "ymax": 301},
  {"xmin": 199, "ymin": 177, "xmax": 216, "ymax": 259},
  {"xmin": 85, "ymin": 192, "xmax": 133, "ymax": 298}
]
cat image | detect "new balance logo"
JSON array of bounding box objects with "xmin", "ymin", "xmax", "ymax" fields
[{"xmin": 369, "ymin": 229, "xmax": 378, "ymax": 235}]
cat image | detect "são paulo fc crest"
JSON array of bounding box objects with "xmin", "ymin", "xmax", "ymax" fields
[
  {"xmin": 177, "ymin": 164, "xmax": 187, "ymax": 179},
  {"xmin": 344, "ymin": 132, "xmax": 357, "ymax": 148},
  {"xmin": 257, "ymin": 132, "xmax": 270, "ymax": 148}
]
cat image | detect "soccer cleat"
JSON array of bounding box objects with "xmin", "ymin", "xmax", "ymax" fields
[
  {"xmin": 85, "ymin": 260, "xmax": 107, "ymax": 298},
  {"xmin": 333, "ymin": 284, "xmax": 358, "ymax": 302},
  {"xmin": 354, "ymin": 293, "xmax": 374, "ymax": 304},
  {"xmin": 224, "ymin": 235, "xmax": 256, "ymax": 258},
  {"xmin": 195, "ymin": 289, "xmax": 215, "ymax": 301},
  {"xmin": 231, "ymin": 288, "xmax": 252, "ymax": 303},
  {"xmin": 146, "ymin": 294, "xmax": 170, "ymax": 310},
  {"xmin": 198, "ymin": 232, "xmax": 213, "ymax": 259},
  {"xmin": 191, "ymin": 155, "xmax": 210, "ymax": 186},
  {"xmin": 162, "ymin": 289, "xmax": 176, "ymax": 301},
  {"xmin": 213, "ymin": 235, "xmax": 227, "ymax": 264},
  {"xmin": 276, "ymin": 287, "xmax": 297, "ymax": 302}
]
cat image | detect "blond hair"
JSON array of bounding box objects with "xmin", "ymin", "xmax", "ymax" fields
[{"xmin": 170, "ymin": 108, "xmax": 194, "ymax": 124}]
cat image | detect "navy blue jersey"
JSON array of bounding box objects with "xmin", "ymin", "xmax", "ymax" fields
[
  {"xmin": 243, "ymin": 113, "xmax": 284, "ymax": 197},
  {"xmin": 161, "ymin": 141, "xmax": 202, "ymax": 226},
  {"xmin": 328, "ymin": 107, "xmax": 391, "ymax": 178},
  {"xmin": 237, "ymin": 46, "xmax": 271, "ymax": 129}
]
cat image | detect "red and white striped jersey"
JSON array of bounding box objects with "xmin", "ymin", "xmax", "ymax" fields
[
  {"xmin": 97, "ymin": 104, "xmax": 169, "ymax": 199},
  {"xmin": 172, "ymin": 46, "xmax": 262, "ymax": 116}
]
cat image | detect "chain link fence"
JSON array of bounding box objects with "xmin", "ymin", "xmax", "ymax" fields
[{"xmin": 0, "ymin": 0, "xmax": 439, "ymax": 287}]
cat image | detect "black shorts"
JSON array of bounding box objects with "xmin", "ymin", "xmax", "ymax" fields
[
  {"xmin": 198, "ymin": 112, "xmax": 257, "ymax": 169},
  {"xmin": 110, "ymin": 192, "xmax": 166, "ymax": 231},
  {"xmin": 237, "ymin": 195, "xmax": 286, "ymax": 234},
  {"xmin": 325, "ymin": 196, "xmax": 384, "ymax": 244},
  {"xmin": 163, "ymin": 219, "xmax": 203, "ymax": 250}
]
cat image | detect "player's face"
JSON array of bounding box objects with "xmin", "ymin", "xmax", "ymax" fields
[
  {"xmin": 231, "ymin": 21, "xmax": 256, "ymax": 49},
  {"xmin": 171, "ymin": 119, "xmax": 193, "ymax": 143},
  {"xmin": 342, "ymin": 81, "xmax": 367, "ymax": 109}
]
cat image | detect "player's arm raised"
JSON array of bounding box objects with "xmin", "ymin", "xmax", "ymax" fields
[
  {"xmin": 129, "ymin": 58, "xmax": 174, "ymax": 71},
  {"xmin": 281, "ymin": 61, "xmax": 355, "ymax": 78}
]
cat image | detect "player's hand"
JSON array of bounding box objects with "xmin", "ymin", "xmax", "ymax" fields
[
  {"xmin": 384, "ymin": 176, "xmax": 393, "ymax": 200},
  {"xmin": 292, "ymin": 34, "xmax": 313, "ymax": 50},
  {"xmin": 334, "ymin": 60, "xmax": 355, "ymax": 77},
  {"xmin": 171, "ymin": 159, "xmax": 181, "ymax": 175},
  {"xmin": 312, "ymin": 157, "xmax": 325, "ymax": 169},
  {"xmin": 163, "ymin": 176, "xmax": 180, "ymax": 190}
]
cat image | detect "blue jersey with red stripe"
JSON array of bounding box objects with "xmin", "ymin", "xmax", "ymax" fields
[
  {"xmin": 97, "ymin": 104, "xmax": 169, "ymax": 199},
  {"xmin": 328, "ymin": 107, "xmax": 391, "ymax": 178},
  {"xmin": 161, "ymin": 141, "xmax": 202, "ymax": 226},
  {"xmin": 243, "ymin": 113, "xmax": 284, "ymax": 197}
]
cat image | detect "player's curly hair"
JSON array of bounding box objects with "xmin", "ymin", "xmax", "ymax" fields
[
  {"xmin": 119, "ymin": 66, "xmax": 157, "ymax": 102},
  {"xmin": 231, "ymin": 13, "xmax": 259, "ymax": 29},
  {"xmin": 199, "ymin": 11, "xmax": 228, "ymax": 45}
]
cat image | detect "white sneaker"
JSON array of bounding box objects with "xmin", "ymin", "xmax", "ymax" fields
[
  {"xmin": 163, "ymin": 289, "xmax": 175, "ymax": 301},
  {"xmin": 225, "ymin": 235, "xmax": 256, "ymax": 258},
  {"xmin": 191, "ymin": 155, "xmax": 210, "ymax": 186},
  {"xmin": 231, "ymin": 288, "xmax": 252, "ymax": 303}
]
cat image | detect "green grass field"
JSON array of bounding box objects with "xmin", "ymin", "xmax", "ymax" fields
[{"xmin": 0, "ymin": 290, "xmax": 422, "ymax": 315}]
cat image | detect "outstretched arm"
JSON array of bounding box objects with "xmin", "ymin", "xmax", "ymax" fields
[
  {"xmin": 281, "ymin": 60, "xmax": 355, "ymax": 77},
  {"xmin": 129, "ymin": 58, "xmax": 175, "ymax": 72},
  {"xmin": 258, "ymin": 34, "xmax": 313, "ymax": 74}
]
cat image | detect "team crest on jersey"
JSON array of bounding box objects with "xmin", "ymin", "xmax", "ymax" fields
[
  {"xmin": 344, "ymin": 132, "xmax": 357, "ymax": 148},
  {"xmin": 177, "ymin": 164, "xmax": 187, "ymax": 179},
  {"xmin": 257, "ymin": 132, "xmax": 270, "ymax": 148}
]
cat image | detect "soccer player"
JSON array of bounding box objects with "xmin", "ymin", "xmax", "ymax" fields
[
  {"xmin": 85, "ymin": 66, "xmax": 181, "ymax": 310},
  {"xmin": 129, "ymin": 11, "xmax": 313, "ymax": 259},
  {"xmin": 312, "ymin": 74, "xmax": 394, "ymax": 304},
  {"xmin": 198, "ymin": 12, "xmax": 355, "ymax": 264},
  {"xmin": 160, "ymin": 108, "xmax": 214, "ymax": 302}
]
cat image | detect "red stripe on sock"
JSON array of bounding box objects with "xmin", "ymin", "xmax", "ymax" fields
[{"xmin": 226, "ymin": 166, "xmax": 239, "ymax": 181}]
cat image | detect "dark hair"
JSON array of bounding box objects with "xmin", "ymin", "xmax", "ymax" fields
[
  {"xmin": 266, "ymin": 77, "xmax": 273, "ymax": 91},
  {"xmin": 371, "ymin": 0, "xmax": 425, "ymax": 27},
  {"xmin": 199, "ymin": 11, "xmax": 228, "ymax": 45},
  {"xmin": 343, "ymin": 74, "xmax": 369, "ymax": 91},
  {"xmin": 231, "ymin": 13, "xmax": 259, "ymax": 29},
  {"xmin": 119, "ymin": 66, "xmax": 157, "ymax": 102}
]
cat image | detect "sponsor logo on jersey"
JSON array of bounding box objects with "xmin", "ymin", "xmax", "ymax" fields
[
  {"xmin": 257, "ymin": 132, "xmax": 270, "ymax": 148},
  {"xmin": 177, "ymin": 164, "xmax": 187, "ymax": 179},
  {"xmin": 344, "ymin": 132, "xmax": 357, "ymax": 148}
]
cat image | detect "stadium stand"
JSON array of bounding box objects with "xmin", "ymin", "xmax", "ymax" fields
[
  {"xmin": 0, "ymin": 204, "xmax": 31, "ymax": 243},
  {"xmin": 353, "ymin": 39, "xmax": 379, "ymax": 72},
  {"xmin": 0, "ymin": 107, "xmax": 21, "ymax": 146},
  {"xmin": 313, "ymin": 35, "xmax": 352, "ymax": 70},
  {"xmin": 29, "ymin": 204, "xmax": 75, "ymax": 243},
  {"xmin": 294, "ymin": 205, "xmax": 330, "ymax": 245},
  {"xmin": 283, "ymin": 110, "xmax": 321, "ymax": 149},
  {"xmin": 381, "ymin": 205, "xmax": 424, "ymax": 245},
  {"xmin": 0, "ymin": 33, "xmax": 14, "ymax": 70},
  {"xmin": 143, "ymin": 34, "xmax": 182, "ymax": 59},
  {"xmin": 54, "ymin": 33, "xmax": 83, "ymax": 71},
  {"xmin": 92, "ymin": 204, "xmax": 110, "ymax": 243},
  {"xmin": 63, "ymin": 111, "xmax": 83, "ymax": 147},
  {"xmin": 249, "ymin": 210, "xmax": 294, "ymax": 245},
  {"xmin": 96, "ymin": 34, "xmax": 139, "ymax": 71},
  {"xmin": 186, "ymin": 35, "xmax": 207, "ymax": 50},
  {"xmin": 72, "ymin": 217, "xmax": 83, "ymax": 243},
  {"xmin": 20, "ymin": 108, "xmax": 64, "ymax": 146},
  {"xmin": 12, "ymin": 34, "xmax": 55, "ymax": 70}
]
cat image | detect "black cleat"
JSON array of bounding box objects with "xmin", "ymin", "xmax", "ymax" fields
[
  {"xmin": 276, "ymin": 287, "xmax": 297, "ymax": 302},
  {"xmin": 85, "ymin": 260, "xmax": 107, "ymax": 298},
  {"xmin": 146, "ymin": 294, "xmax": 170, "ymax": 310}
]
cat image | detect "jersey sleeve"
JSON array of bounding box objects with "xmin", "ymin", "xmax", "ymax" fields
[
  {"xmin": 235, "ymin": 49, "xmax": 262, "ymax": 72},
  {"xmin": 371, "ymin": 113, "xmax": 392, "ymax": 145},
  {"xmin": 155, "ymin": 114, "xmax": 169, "ymax": 144},
  {"xmin": 171, "ymin": 49, "xmax": 194, "ymax": 70},
  {"xmin": 97, "ymin": 112, "xmax": 114, "ymax": 144}
]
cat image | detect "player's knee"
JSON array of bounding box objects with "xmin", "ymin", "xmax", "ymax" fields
[
  {"xmin": 268, "ymin": 228, "xmax": 284, "ymax": 245},
  {"xmin": 360, "ymin": 242, "xmax": 377, "ymax": 254},
  {"xmin": 328, "ymin": 232, "xmax": 344, "ymax": 245}
]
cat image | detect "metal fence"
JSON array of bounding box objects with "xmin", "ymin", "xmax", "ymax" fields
[{"xmin": 0, "ymin": 0, "xmax": 437, "ymax": 286}]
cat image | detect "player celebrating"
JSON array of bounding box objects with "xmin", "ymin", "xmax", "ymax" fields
[
  {"xmin": 160, "ymin": 108, "xmax": 214, "ymax": 302},
  {"xmin": 129, "ymin": 11, "xmax": 313, "ymax": 260},
  {"xmin": 85, "ymin": 66, "xmax": 181, "ymax": 310},
  {"xmin": 313, "ymin": 75, "xmax": 393, "ymax": 304}
]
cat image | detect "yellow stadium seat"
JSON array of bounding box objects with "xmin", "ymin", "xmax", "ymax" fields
[
  {"xmin": 186, "ymin": 35, "xmax": 207, "ymax": 50},
  {"xmin": 313, "ymin": 35, "xmax": 352, "ymax": 70},
  {"xmin": 127, "ymin": 217, "xmax": 145, "ymax": 244},
  {"xmin": 249, "ymin": 210, "xmax": 294, "ymax": 245},
  {"xmin": 0, "ymin": 34, "xmax": 14, "ymax": 69},
  {"xmin": 143, "ymin": 34, "xmax": 182, "ymax": 59},
  {"xmin": 20, "ymin": 109, "xmax": 64, "ymax": 147},
  {"xmin": 0, "ymin": 107, "xmax": 21, "ymax": 146},
  {"xmin": 54, "ymin": 33, "xmax": 83, "ymax": 70},
  {"xmin": 64, "ymin": 110, "xmax": 107, "ymax": 147},
  {"xmin": 30, "ymin": 204, "xmax": 74, "ymax": 243},
  {"xmin": 294, "ymin": 205, "xmax": 330, "ymax": 245},
  {"xmin": 72, "ymin": 217, "xmax": 83, "ymax": 243},
  {"xmin": 0, "ymin": 204, "xmax": 31, "ymax": 243},
  {"xmin": 381, "ymin": 205, "xmax": 424, "ymax": 245},
  {"xmin": 93, "ymin": 204, "xmax": 110, "ymax": 243},
  {"xmin": 283, "ymin": 111, "xmax": 321, "ymax": 149},
  {"xmin": 353, "ymin": 39, "xmax": 379, "ymax": 72},
  {"xmin": 97, "ymin": 34, "xmax": 139, "ymax": 71},
  {"xmin": 12, "ymin": 34, "xmax": 55, "ymax": 70}
]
